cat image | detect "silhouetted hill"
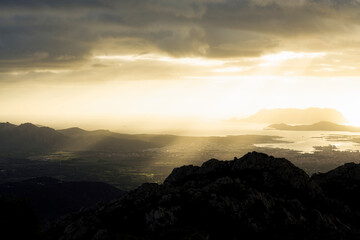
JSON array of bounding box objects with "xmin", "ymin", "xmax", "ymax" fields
[
  {"xmin": 58, "ymin": 126, "xmax": 160, "ymax": 151},
  {"xmin": 57, "ymin": 127, "xmax": 88, "ymax": 138},
  {"xmin": 58, "ymin": 127, "xmax": 116, "ymax": 138},
  {"xmin": 0, "ymin": 122, "xmax": 159, "ymax": 157},
  {"xmin": 0, "ymin": 122, "xmax": 16, "ymax": 131},
  {"xmin": 59, "ymin": 127, "xmax": 177, "ymax": 147},
  {"xmin": 312, "ymin": 163, "xmax": 360, "ymax": 210},
  {"xmin": 268, "ymin": 121, "xmax": 360, "ymax": 132},
  {"xmin": 0, "ymin": 123, "xmax": 67, "ymax": 156},
  {"xmin": 237, "ymin": 108, "xmax": 347, "ymax": 124},
  {"xmin": 0, "ymin": 177, "xmax": 125, "ymax": 221},
  {"xmin": 49, "ymin": 152, "xmax": 360, "ymax": 240}
]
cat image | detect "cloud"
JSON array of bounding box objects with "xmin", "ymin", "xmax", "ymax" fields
[{"xmin": 0, "ymin": 0, "xmax": 360, "ymax": 73}]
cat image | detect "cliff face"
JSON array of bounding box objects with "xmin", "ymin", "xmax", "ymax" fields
[{"xmin": 49, "ymin": 152, "xmax": 360, "ymax": 240}]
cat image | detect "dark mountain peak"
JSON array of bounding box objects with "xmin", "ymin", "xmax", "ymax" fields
[
  {"xmin": 50, "ymin": 153, "xmax": 358, "ymax": 240},
  {"xmin": 235, "ymin": 151, "xmax": 277, "ymax": 167},
  {"xmin": 0, "ymin": 122, "xmax": 17, "ymax": 131},
  {"xmin": 165, "ymin": 152, "xmax": 311, "ymax": 191},
  {"xmin": 16, "ymin": 123, "xmax": 60, "ymax": 135},
  {"xmin": 60, "ymin": 127, "xmax": 85, "ymax": 132},
  {"xmin": 18, "ymin": 122, "xmax": 38, "ymax": 129},
  {"xmin": 312, "ymin": 162, "xmax": 360, "ymax": 182},
  {"xmin": 164, "ymin": 165, "xmax": 201, "ymax": 184},
  {"xmin": 0, "ymin": 121, "xmax": 159, "ymax": 157},
  {"xmin": 92, "ymin": 129, "xmax": 110, "ymax": 134},
  {"xmin": 57, "ymin": 127, "xmax": 87, "ymax": 137},
  {"xmin": 235, "ymin": 151, "xmax": 310, "ymax": 188},
  {"xmin": 312, "ymin": 162, "xmax": 360, "ymax": 212},
  {"xmin": 201, "ymin": 158, "xmax": 231, "ymax": 172},
  {"xmin": 0, "ymin": 122, "xmax": 67, "ymax": 157}
]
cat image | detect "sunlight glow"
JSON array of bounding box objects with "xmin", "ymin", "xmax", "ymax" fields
[
  {"xmin": 212, "ymin": 67, "xmax": 244, "ymax": 73},
  {"xmin": 94, "ymin": 54, "xmax": 225, "ymax": 66},
  {"xmin": 259, "ymin": 51, "xmax": 326, "ymax": 67},
  {"xmin": 2, "ymin": 75, "xmax": 360, "ymax": 131}
]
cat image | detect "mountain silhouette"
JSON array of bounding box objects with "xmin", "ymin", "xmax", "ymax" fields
[
  {"xmin": 236, "ymin": 108, "xmax": 347, "ymax": 124},
  {"xmin": 0, "ymin": 122, "xmax": 289, "ymax": 158},
  {"xmin": 267, "ymin": 121, "xmax": 360, "ymax": 132},
  {"xmin": 49, "ymin": 152, "xmax": 360, "ymax": 240},
  {"xmin": 57, "ymin": 127, "xmax": 88, "ymax": 138},
  {"xmin": 0, "ymin": 122, "xmax": 159, "ymax": 157},
  {"xmin": 0, "ymin": 122, "xmax": 16, "ymax": 131},
  {"xmin": 0, "ymin": 123, "xmax": 67, "ymax": 156},
  {"xmin": 312, "ymin": 163, "xmax": 360, "ymax": 210}
]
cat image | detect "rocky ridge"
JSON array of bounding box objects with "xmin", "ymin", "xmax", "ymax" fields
[{"xmin": 49, "ymin": 152, "xmax": 360, "ymax": 240}]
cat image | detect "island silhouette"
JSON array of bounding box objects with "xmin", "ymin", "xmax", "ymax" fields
[{"xmin": 267, "ymin": 121, "xmax": 360, "ymax": 132}]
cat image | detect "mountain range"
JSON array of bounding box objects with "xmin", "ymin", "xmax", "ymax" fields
[
  {"xmin": 0, "ymin": 122, "xmax": 159, "ymax": 157},
  {"xmin": 0, "ymin": 122, "xmax": 289, "ymax": 158}
]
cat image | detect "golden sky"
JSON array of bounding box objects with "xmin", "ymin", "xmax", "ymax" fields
[{"xmin": 1, "ymin": 0, "xmax": 360, "ymax": 130}]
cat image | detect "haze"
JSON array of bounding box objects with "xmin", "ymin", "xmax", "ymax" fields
[{"xmin": 1, "ymin": 0, "xmax": 360, "ymax": 131}]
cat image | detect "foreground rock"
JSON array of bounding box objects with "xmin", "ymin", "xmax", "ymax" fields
[
  {"xmin": 49, "ymin": 152, "xmax": 360, "ymax": 240},
  {"xmin": 312, "ymin": 163, "xmax": 360, "ymax": 212}
]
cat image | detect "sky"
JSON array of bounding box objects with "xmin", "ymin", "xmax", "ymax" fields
[{"xmin": 1, "ymin": 0, "xmax": 360, "ymax": 131}]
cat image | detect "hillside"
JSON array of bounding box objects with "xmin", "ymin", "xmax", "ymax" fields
[
  {"xmin": 49, "ymin": 152, "xmax": 360, "ymax": 240},
  {"xmin": 0, "ymin": 122, "xmax": 17, "ymax": 131},
  {"xmin": 0, "ymin": 122, "xmax": 159, "ymax": 157},
  {"xmin": 237, "ymin": 108, "xmax": 347, "ymax": 124},
  {"xmin": 267, "ymin": 121, "xmax": 360, "ymax": 132},
  {"xmin": 0, "ymin": 123, "xmax": 67, "ymax": 156}
]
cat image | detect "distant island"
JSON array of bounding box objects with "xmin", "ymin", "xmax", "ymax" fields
[
  {"xmin": 233, "ymin": 108, "xmax": 347, "ymax": 124},
  {"xmin": 267, "ymin": 121, "xmax": 360, "ymax": 132}
]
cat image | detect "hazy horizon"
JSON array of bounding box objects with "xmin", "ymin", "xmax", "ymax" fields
[
  {"xmin": 1, "ymin": 1, "xmax": 360, "ymax": 131},
  {"xmin": 0, "ymin": 107, "xmax": 354, "ymax": 137}
]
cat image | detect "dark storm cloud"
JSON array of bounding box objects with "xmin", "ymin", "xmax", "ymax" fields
[
  {"xmin": 0, "ymin": 0, "xmax": 110, "ymax": 8},
  {"xmin": 0, "ymin": 0, "xmax": 359, "ymax": 71}
]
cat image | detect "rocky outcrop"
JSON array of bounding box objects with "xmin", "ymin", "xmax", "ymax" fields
[
  {"xmin": 312, "ymin": 162, "xmax": 360, "ymax": 212},
  {"xmin": 49, "ymin": 152, "xmax": 360, "ymax": 240},
  {"xmin": 312, "ymin": 162, "xmax": 360, "ymax": 182}
]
